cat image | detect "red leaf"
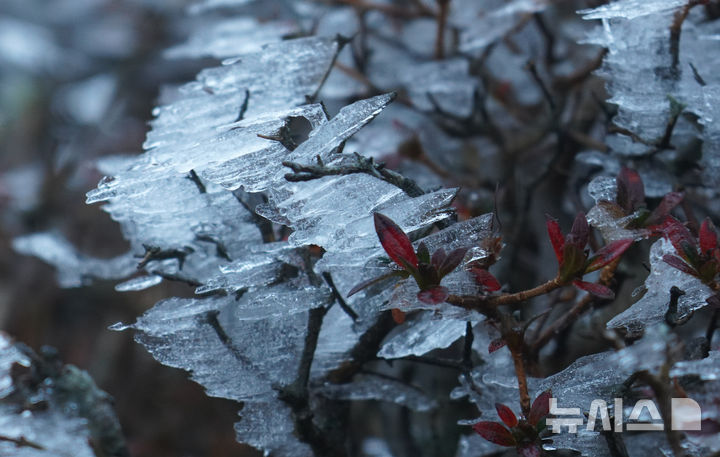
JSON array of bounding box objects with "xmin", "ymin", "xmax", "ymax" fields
[
  {"xmin": 431, "ymin": 247, "xmax": 446, "ymax": 269},
  {"xmin": 472, "ymin": 421, "xmax": 516, "ymax": 446},
  {"xmin": 545, "ymin": 215, "xmax": 564, "ymax": 264},
  {"xmin": 488, "ymin": 338, "xmax": 506, "ymax": 353},
  {"xmin": 374, "ymin": 213, "xmax": 418, "ymax": 271},
  {"xmin": 662, "ymin": 254, "xmax": 698, "ymax": 277},
  {"xmin": 566, "ymin": 212, "xmax": 589, "ymax": 249},
  {"xmin": 659, "ymin": 216, "xmax": 697, "ymax": 259},
  {"xmin": 495, "ymin": 403, "xmax": 518, "ymax": 428},
  {"xmin": 518, "ymin": 444, "xmax": 543, "ymax": 457},
  {"xmin": 646, "ymin": 191, "xmax": 683, "ymax": 226},
  {"xmin": 572, "ymin": 280, "xmax": 614, "ymax": 299},
  {"xmin": 417, "ymin": 286, "xmax": 449, "ymax": 304},
  {"xmin": 471, "ymin": 267, "xmax": 501, "ymax": 292},
  {"xmin": 700, "ymin": 218, "xmax": 718, "ymax": 255},
  {"xmin": 585, "ymin": 239, "xmax": 633, "ymax": 273},
  {"xmin": 438, "ymin": 247, "xmax": 469, "ymax": 278},
  {"xmin": 616, "ymin": 167, "xmax": 645, "ymax": 212},
  {"xmin": 528, "ymin": 390, "xmax": 551, "ymax": 426},
  {"xmin": 391, "ymin": 308, "xmax": 406, "ymax": 324}
]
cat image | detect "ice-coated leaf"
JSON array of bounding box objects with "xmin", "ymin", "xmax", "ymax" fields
[
  {"xmin": 585, "ymin": 239, "xmax": 633, "ymax": 273},
  {"xmin": 587, "ymin": 200, "xmax": 647, "ymax": 243},
  {"xmin": 234, "ymin": 398, "xmax": 313, "ymax": 457},
  {"xmin": 316, "ymin": 375, "xmax": 438, "ymax": 412},
  {"xmin": 538, "ymin": 326, "xmax": 674, "ymax": 455},
  {"xmin": 114, "ymin": 275, "xmax": 163, "ymax": 292},
  {"xmin": 608, "ymin": 239, "xmax": 713, "ymax": 334},
  {"xmin": 588, "ymin": 175, "xmax": 619, "ymax": 204},
  {"xmin": 129, "ymin": 290, "xmax": 330, "ymax": 401},
  {"xmin": 579, "ymin": 0, "xmax": 687, "ymax": 20},
  {"xmin": 378, "ymin": 311, "xmax": 473, "ymax": 359}
]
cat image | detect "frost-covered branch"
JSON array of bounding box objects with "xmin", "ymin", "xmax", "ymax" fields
[{"xmin": 283, "ymin": 152, "xmax": 425, "ymax": 197}]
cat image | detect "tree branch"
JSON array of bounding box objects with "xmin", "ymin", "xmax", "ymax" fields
[{"xmin": 283, "ymin": 152, "xmax": 425, "ymax": 197}]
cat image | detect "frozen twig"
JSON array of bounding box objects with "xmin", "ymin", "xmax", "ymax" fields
[{"xmin": 283, "ymin": 152, "xmax": 425, "ymax": 197}]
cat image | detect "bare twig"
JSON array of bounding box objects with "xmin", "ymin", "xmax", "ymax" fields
[
  {"xmin": 234, "ymin": 89, "xmax": 250, "ymax": 122},
  {"xmin": 283, "ymin": 152, "xmax": 425, "ymax": 197},
  {"xmin": 322, "ymin": 272, "xmax": 359, "ymax": 321},
  {"xmin": 670, "ymin": 0, "xmax": 707, "ymax": 69},
  {"xmin": 0, "ymin": 435, "xmax": 45, "ymax": 450},
  {"xmin": 434, "ymin": 0, "xmax": 451, "ymax": 59},
  {"xmin": 531, "ymin": 259, "xmax": 621, "ymax": 355},
  {"xmin": 187, "ymin": 169, "xmax": 207, "ymax": 194}
]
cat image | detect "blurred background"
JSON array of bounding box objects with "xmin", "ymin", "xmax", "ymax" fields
[{"xmin": 0, "ymin": 1, "xmax": 259, "ymax": 455}]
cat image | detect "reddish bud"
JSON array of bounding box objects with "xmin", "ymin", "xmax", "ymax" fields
[
  {"xmin": 374, "ymin": 213, "xmax": 418, "ymax": 271},
  {"xmin": 472, "ymin": 421, "xmax": 516, "ymax": 447},
  {"xmin": 616, "ymin": 167, "xmax": 645, "ymax": 212},
  {"xmin": 495, "ymin": 403, "xmax": 518, "ymax": 428},
  {"xmin": 585, "ymin": 239, "xmax": 633, "ymax": 273},
  {"xmin": 572, "ymin": 280, "xmax": 614, "ymax": 299},
  {"xmin": 566, "ymin": 212, "xmax": 589, "ymax": 249}
]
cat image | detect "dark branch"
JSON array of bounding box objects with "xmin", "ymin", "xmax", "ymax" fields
[
  {"xmin": 322, "ymin": 272, "xmax": 359, "ymax": 321},
  {"xmin": 283, "ymin": 152, "xmax": 425, "ymax": 197}
]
